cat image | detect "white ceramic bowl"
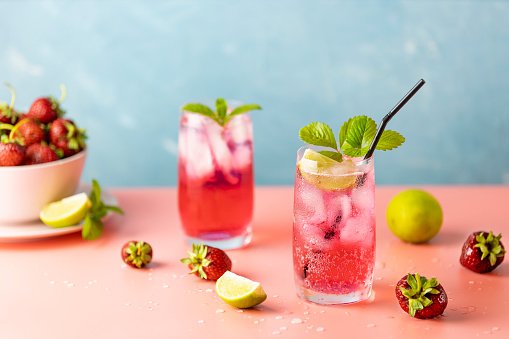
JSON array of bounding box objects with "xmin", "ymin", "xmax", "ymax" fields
[{"xmin": 0, "ymin": 150, "xmax": 87, "ymax": 224}]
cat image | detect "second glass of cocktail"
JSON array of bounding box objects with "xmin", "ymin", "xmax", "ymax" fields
[{"xmin": 178, "ymin": 99, "xmax": 261, "ymax": 250}]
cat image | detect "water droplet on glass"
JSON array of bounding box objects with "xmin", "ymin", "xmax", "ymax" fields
[
  {"xmin": 316, "ymin": 327, "xmax": 325, "ymax": 332},
  {"xmin": 291, "ymin": 318, "xmax": 303, "ymax": 324}
]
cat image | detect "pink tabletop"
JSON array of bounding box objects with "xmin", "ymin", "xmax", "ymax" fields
[{"xmin": 0, "ymin": 186, "xmax": 507, "ymax": 338}]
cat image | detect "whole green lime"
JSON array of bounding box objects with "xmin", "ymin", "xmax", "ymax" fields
[{"xmin": 386, "ymin": 189, "xmax": 443, "ymax": 243}]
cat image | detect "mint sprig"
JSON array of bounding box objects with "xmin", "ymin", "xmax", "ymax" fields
[
  {"xmin": 299, "ymin": 115, "xmax": 405, "ymax": 161},
  {"xmin": 82, "ymin": 179, "xmax": 124, "ymax": 240},
  {"xmin": 182, "ymin": 98, "xmax": 261, "ymax": 126}
]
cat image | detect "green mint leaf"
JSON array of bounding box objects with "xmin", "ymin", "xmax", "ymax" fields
[
  {"xmin": 90, "ymin": 179, "xmax": 101, "ymax": 205},
  {"xmin": 229, "ymin": 104, "xmax": 262, "ymax": 117},
  {"xmin": 299, "ymin": 122, "xmax": 338, "ymax": 150},
  {"xmin": 82, "ymin": 213, "xmax": 103, "ymax": 240},
  {"xmin": 342, "ymin": 146, "xmax": 370, "ymax": 157},
  {"xmin": 338, "ymin": 117, "xmax": 354, "ymax": 148},
  {"xmin": 92, "ymin": 204, "xmax": 108, "ymax": 219},
  {"xmin": 344, "ymin": 116, "xmax": 377, "ymax": 151},
  {"xmin": 216, "ymin": 98, "xmax": 227, "ymax": 119},
  {"xmin": 376, "ymin": 130, "xmax": 405, "ymax": 151},
  {"xmin": 105, "ymin": 205, "xmax": 124, "ymax": 215},
  {"xmin": 224, "ymin": 104, "xmax": 261, "ymax": 124},
  {"xmin": 181, "ymin": 103, "xmax": 216, "ymax": 118},
  {"xmin": 318, "ymin": 150, "xmax": 343, "ymax": 162}
]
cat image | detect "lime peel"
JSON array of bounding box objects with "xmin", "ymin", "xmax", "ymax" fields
[{"xmin": 215, "ymin": 271, "xmax": 267, "ymax": 309}]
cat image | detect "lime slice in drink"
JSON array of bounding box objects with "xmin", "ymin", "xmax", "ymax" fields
[
  {"xmin": 298, "ymin": 149, "xmax": 357, "ymax": 191},
  {"xmin": 215, "ymin": 271, "xmax": 267, "ymax": 309},
  {"xmin": 40, "ymin": 192, "xmax": 92, "ymax": 228}
]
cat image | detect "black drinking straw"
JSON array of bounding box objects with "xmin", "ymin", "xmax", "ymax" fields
[{"xmin": 363, "ymin": 79, "xmax": 426, "ymax": 160}]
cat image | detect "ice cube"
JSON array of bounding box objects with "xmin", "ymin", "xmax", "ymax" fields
[
  {"xmin": 326, "ymin": 195, "xmax": 352, "ymax": 228},
  {"xmin": 232, "ymin": 144, "xmax": 252, "ymax": 170},
  {"xmin": 295, "ymin": 185, "xmax": 327, "ymax": 224},
  {"xmin": 340, "ymin": 214, "xmax": 375, "ymax": 247},
  {"xmin": 351, "ymin": 172, "xmax": 375, "ymax": 211},
  {"xmin": 225, "ymin": 115, "xmax": 253, "ymax": 145},
  {"xmin": 205, "ymin": 122, "xmax": 239, "ymax": 185},
  {"xmin": 179, "ymin": 126, "xmax": 216, "ymax": 182}
]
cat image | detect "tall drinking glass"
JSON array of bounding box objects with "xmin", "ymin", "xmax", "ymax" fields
[
  {"xmin": 293, "ymin": 145, "xmax": 375, "ymax": 304},
  {"xmin": 178, "ymin": 100, "xmax": 254, "ymax": 249}
]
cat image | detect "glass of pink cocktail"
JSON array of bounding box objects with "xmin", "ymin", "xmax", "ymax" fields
[
  {"xmin": 293, "ymin": 110, "xmax": 410, "ymax": 304},
  {"xmin": 293, "ymin": 145, "xmax": 375, "ymax": 304},
  {"xmin": 178, "ymin": 99, "xmax": 261, "ymax": 250}
]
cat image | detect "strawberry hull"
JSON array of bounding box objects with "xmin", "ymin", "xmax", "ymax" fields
[{"xmin": 178, "ymin": 108, "xmax": 254, "ymax": 250}]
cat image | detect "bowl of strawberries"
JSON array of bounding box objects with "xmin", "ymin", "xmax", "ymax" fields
[{"xmin": 0, "ymin": 84, "xmax": 87, "ymax": 224}]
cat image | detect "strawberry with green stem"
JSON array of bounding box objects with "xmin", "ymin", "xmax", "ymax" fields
[
  {"xmin": 23, "ymin": 142, "xmax": 59, "ymax": 165},
  {"xmin": 27, "ymin": 84, "xmax": 67, "ymax": 124},
  {"xmin": 0, "ymin": 131, "xmax": 25, "ymax": 166},
  {"xmin": 460, "ymin": 231, "xmax": 505, "ymax": 273},
  {"xmin": 181, "ymin": 243, "xmax": 232, "ymax": 280},
  {"xmin": 0, "ymin": 83, "xmax": 19, "ymax": 124},
  {"xmin": 49, "ymin": 118, "xmax": 87, "ymax": 157},
  {"xmin": 10, "ymin": 118, "xmax": 46, "ymax": 148},
  {"xmin": 82, "ymin": 179, "xmax": 124, "ymax": 240},
  {"xmin": 299, "ymin": 116, "xmax": 405, "ymax": 162},
  {"xmin": 121, "ymin": 241, "xmax": 153, "ymax": 268},
  {"xmin": 182, "ymin": 98, "xmax": 261, "ymax": 126},
  {"xmin": 395, "ymin": 273, "xmax": 448, "ymax": 319}
]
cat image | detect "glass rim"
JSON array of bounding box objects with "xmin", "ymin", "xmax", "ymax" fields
[{"xmin": 297, "ymin": 144, "xmax": 374, "ymax": 165}]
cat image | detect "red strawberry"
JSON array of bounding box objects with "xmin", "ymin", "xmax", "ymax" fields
[
  {"xmin": 23, "ymin": 143, "xmax": 59, "ymax": 165},
  {"xmin": 10, "ymin": 118, "xmax": 46, "ymax": 148},
  {"xmin": 49, "ymin": 118, "xmax": 86, "ymax": 157},
  {"xmin": 181, "ymin": 243, "xmax": 232, "ymax": 280},
  {"xmin": 395, "ymin": 273, "xmax": 448, "ymax": 319},
  {"xmin": 0, "ymin": 136, "xmax": 25, "ymax": 166},
  {"xmin": 27, "ymin": 85, "xmax": 67, "ymax": 124},
  {"xmin": 0, "ymin": 83, "xmax": 18, "ymax": 124},
  {"xmin": 0, "ymin": 106, "xmax": 18, "ymax": 124},
  {"xmin": 460, "ymin": 231, "xmax": 505, "ymax": 273},
  {"xmin": 121, "ymin": 241, "xmax": 153, "ymax": 268}
]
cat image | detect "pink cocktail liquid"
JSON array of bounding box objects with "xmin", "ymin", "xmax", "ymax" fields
[
  {"xmin": 178, "ymin": 110, "xmax": 253, "ymax": 249},
  {"xmin": 293, "ymin": 147, "xmax": 375, "ymax": 304}
]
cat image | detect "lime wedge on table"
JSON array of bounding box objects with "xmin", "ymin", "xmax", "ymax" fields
[
  {"xmin": 298, "ymin": 149, "xmax": 357, "ymax": 191},
  {"xmin": 40, "ymin": 192, "xmax": 91, "ymax": 228},
  {"xmin": 215, "ymin": 271, "xmax": 267, "ymax": 309}
]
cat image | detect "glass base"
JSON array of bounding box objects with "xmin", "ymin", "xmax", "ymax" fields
[
  {"xmin": 295, "ymin": 285, "xmax": 372, "ymax": 305},
  {"xmin": 185, "ymin": 228, "xmax": 252, "ymax": 250}
]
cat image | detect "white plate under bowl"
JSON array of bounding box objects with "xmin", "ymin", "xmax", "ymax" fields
[{"xmin": 0, "ymin": 183, "xmax": 118, "ymax": 242}]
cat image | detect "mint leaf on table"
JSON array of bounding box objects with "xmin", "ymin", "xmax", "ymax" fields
[
  {"xmin": 82, "ymin": 179, "xmax": 124, "ymax": 241},
  {"xmin": 299, "ymin": 115, "xmax": 405, "ymax": 161},
  {"xmin": 182, "ymin": 98, "xmax": 261, "ymax": 126}
]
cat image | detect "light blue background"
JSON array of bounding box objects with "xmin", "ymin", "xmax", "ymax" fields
[{"xmin": 1, "ymin": 0, "xmax": 508, "ymax": 186}]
